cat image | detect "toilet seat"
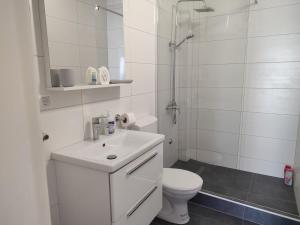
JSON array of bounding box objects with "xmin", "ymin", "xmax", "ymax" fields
[{"xmin": 162, "ymin": 168, "xmax": 203, "ymax": 195}]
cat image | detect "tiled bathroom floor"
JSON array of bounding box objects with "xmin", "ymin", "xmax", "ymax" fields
[
  {"xmin": 151, "ymin": 202, "xmax": 258, "ymax": 225},
  {"xmin": 172, "ymin": 160, "xmax": 298, "ymax": 216}
]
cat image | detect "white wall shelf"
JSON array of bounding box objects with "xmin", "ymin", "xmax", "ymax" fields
[{"xmin": 47, "ymin": 84, "xmax": 123, "ymax": 92}]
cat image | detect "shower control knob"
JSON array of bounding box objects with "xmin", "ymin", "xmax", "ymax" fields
[{"xmin": 168, "ymin": 138, "xmax": 173, "ymax": 144}]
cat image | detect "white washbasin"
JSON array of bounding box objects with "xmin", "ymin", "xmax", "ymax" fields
[{"xmin": 51, "ymin": 129, "xmax": 165, "ymax": 173}]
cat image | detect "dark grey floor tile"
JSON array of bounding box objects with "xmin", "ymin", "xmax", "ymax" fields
[
  {"xmin": 199, "ymin": 163, "xmax": 254, "ymax": 201},
  {"xmin": 243, "ymin": 221, "xmax": 259, "ymax": 225},
  {"xmin": 250, "ymin": 174, "xmax": 296, "ymax": 202},
  {"xmin": 203, "ymin": 183, "xmax": 249, "ymax": 201},
  {"xmin": 247, "ymin": 193, "xmax": 299, "ymax": 215},
  {"xmin": 151, "ymin": 203, "xmax": 244, "ymax": 225},
  {"xmin": 191, "ymin": 193, "xmax": 245, "ymax": 220}
]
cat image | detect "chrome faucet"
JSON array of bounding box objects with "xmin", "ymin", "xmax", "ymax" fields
[{"xmin": 92, "ymin": 115, "xmax": 108, "ymax": 140}]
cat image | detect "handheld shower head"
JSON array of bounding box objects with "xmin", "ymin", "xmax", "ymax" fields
[{"xmin": 186, "ymin": 34, "xmax": 195, "ymax": 40}]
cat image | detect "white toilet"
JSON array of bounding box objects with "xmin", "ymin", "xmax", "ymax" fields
[
  {"xmin": 158, "ymin": 168, "xmax": 203, "ymax": 224},
  {"xmin": 132, "ymin": 115, "xmax": 203, "ymax": 224}
]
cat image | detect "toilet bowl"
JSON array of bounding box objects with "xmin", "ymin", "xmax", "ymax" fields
[{"xmin": 158, "ymin": 168, "xmax": 203, "ymax": 224}]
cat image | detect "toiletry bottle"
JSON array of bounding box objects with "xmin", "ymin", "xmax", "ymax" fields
[
  {"xmin": 99, "ymin": 114, "xmax": 109, "ymax": 135},
  {"xmin": 107, "ymin": 112, "xmax": 116, "ymax": 135}
]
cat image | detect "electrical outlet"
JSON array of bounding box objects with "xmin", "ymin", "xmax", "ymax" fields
[{"xmin": 40, "ymin": 95, "xmax": 51, "ymax": 107}]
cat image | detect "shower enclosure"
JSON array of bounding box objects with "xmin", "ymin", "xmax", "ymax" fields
[{"xmin": 157, "ymin": 0, "xmax": 300, "ymax": 220}]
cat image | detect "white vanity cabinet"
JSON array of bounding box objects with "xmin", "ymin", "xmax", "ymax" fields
[{"xmin": 52, "ymin": 133, "xmax": 164, "ymax": 225}]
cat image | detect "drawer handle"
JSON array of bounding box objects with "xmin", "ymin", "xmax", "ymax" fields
[
  {"xmin": 127, "ymin": 152, "xmax": 158, "ymax": 175},
  {"xmin": 127, "ymin": 186, "xmax": 158, "ymax": 217}
]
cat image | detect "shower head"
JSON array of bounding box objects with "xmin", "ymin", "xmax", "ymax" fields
[
  {"xmin": 178, "ymin": 0, "xmax": 204, "ymax": 2},
  {"xmin": 194, "ymin": 7, "xmax": 214, "ymax": 12}
]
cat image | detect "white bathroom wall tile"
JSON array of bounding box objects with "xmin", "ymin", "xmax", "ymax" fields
[
  {"xmin": 206, "ymin": 12, "xmax": 248, "ymax": 41},
  {"xmin": 248, "ymin": 4, "xmax": 300, "ymax": 37},
  {"xmin": 244, "ymin": 89, "xmax": 300, "ymax": 115},
  {"xmin": 157, "ymin": 65, "xmax": 171, "ymax": 91},
  {"xmin": 46, "ymin": 16, "xmax": 78, "ymax": 45},
  {"xmin": 242, "ymin": 112, "xmax": 299, "ymax": 140},
  {"xmin": 128, "ymin": 63, "xmax": 156, "ymax": 95},
  {"xmin": 108, "ymin": 48, "xmax": 123, "ymax": 67},
  {"xmin": 83, "ymin": 97, "xmax": 131, "ymax": 120},
  {"xmin": 157, "ymin": 37, "xmax": 172, "ymax": 65},
  {"xmin": 178, "ymin": 130, "xmax": 188, "ymax": 150},
  {"xmin": 158, "ymin": 8, "xmax": 172, "ymax": 39},
  {"xmin": 189, "ymin": 129, "xmax": 198, "ymax": 149},
  {"xmin": 79, "ymin": 46, "xmax": 108, "ymax": 68},
  {"xmin": 250, "ymin": 0, "xmax": 300, "ymax": 11},
  {"xmin": 191, "ymin": 88, "xmax": 198, "ymax": 108},
  {"xmin": 199, "ymin": 39, "xmax": 247, "ymax": 64},
  {"xmin": 198, "ymin": 64, "xmax": 244, "ymax": 87},
  {"xmin": 170, "ymin": 124, "xmax": 179, "ymax": 164},
  {"xmin": 119, "ymin": 84, "xmax": 132, "ymax": 97},
  {"xmin": 192, "ymin": 18, "xmax": 207, "ymax": 42},
  {"xmin": 176, "ymin": 42, "xmax": 192, "ymax": 66},
  {"xmin": 239, "ymin": 157, "xmax": 285, "ymax": 178},
  {"xmin": 48, "ymin": 42, "xmax": 79, "ymax": 67},
  {"xmin": 107, "ymin": 29, "xmax": 124, "ymax": 48},
  {"xmin": 197, "ymin": 150, "xmax": 238, "ymax": 169},
  {"xmin": 178, "ymin": 66, "xmax": 193, "ymax": 88},
  {"xmin": 77, "ymin": 1, "xmax": 97, "ymax": 27},
  {"xmin": 245, "ymin": 62, "xmax": 300, "ymax": 88},
  {"xmin": 178, "ymin": 88, "xmax": 192, "ymax": 108},
  {"xmin": 157, "ymin": 90, "xmax": 172, "ymax": 120},
  {"xmin": 44, "ymin": 0, "xmax": 77, "ymax": 22},
  {"xmin": 125, "ymin": 27, "xmax": 156, "ymax": 64},
  {"xmin": 40, "ymin": 106, "xmax": 84, "ymax": 151},
  {"xmin": 178, "ymin": 149, "xmax": 190, "ymax": 162},
  {"xmin": 131, "ymin": 92, "xmax": 156, "ymax": 119},
  {"xmin": 157, "ymin": 0, "xmax": 175, "ymax": 13},
  {"xmin": 178, "ymin": 107, "xmax": 188, "ymax": 130},
  {"xmin": 189, "ymin": 149, "xmax": 197, "ymax": 161},
  {"xmin": 197, "ymin": 130, "xmax": 240, "ymax": 155},
  {"xmin": 247, "ymin": 34, "xmax": 300, "ymax": 63},
  {"xmin": 125, "ymin": 0, "xmax": 156, "ymax": 34},
  {"xmin": 240, "ymin": 135, "xmax": 296, "ymax": 164},
  {"xmin": 198, "ymin": 88, "xmax": 243, "ymax": 111},
  {"xmin": 78, "ymin": 25, "xmax": 99, "ymax": 47},
  {"xmin": 106, "ymin": 10, "xmax": 122, "ymax": 30},
  {"xmin": 189, "ymin": 108, "xmax": 198, "ymax": 129},
  {"xmin": 50, "ymin": 204, "xmax": 61, "ymax": 225},
  {"xmin": 197, "ymin": 109, "xmax": 241, "ymax": 133}
]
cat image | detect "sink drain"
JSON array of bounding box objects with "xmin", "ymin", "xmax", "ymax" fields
[{"xmin": 107, "ymin": 155, "xmax": 117, "ymax": 160}]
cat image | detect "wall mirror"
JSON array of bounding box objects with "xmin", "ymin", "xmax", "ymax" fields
[{"xmin": 41, "ymin": 0, "xmax": 125, "ymax": 88}]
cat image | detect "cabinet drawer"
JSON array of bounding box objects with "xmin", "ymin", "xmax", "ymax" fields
[
  {"xmin": 113, "ymin": 183, "xmax": 162, "ymax": 225},
  {"xmin": 110, "ymin": 143, "xmax": 163, "ymax": 222}
]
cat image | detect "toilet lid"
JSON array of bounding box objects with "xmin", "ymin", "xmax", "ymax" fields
[{"xmin": 163, "ymin": 168, "xmax": 203, "ymax": 193}]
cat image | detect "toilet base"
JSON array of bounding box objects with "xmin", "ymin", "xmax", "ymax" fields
[{"xmin": 157, "ymin": 194, "xmax": 191, "ymax": 224}]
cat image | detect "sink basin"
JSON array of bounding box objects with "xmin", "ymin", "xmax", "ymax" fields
[{"xmin": 51, "ymin": 130, "xmax": 165, "ymax": 173}]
